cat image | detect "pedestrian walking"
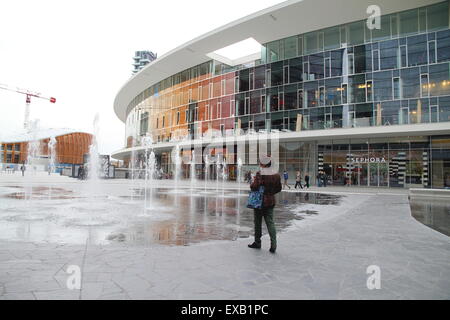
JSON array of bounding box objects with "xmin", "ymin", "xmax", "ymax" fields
[
  {"xmin": 304, "ymin": 172, "xmax": 310, "ymax": 189},
  {"xmin": 21, "ymin": 163, "xmax": 26, "ymax": 177},
  {"xmin": 248, "ymin": 160, "xmax": 282, "ymax": 253},
  {"xmin": 283, "ymin": 170, "xmax": 291, "ymax": 189},
  {"xmin": 294, "ymin": 171, "xmax": 303, "ymax": 189}
]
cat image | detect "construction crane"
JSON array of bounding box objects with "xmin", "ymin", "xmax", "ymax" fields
[{"xmin": 0, "ymin": 83, "xmax": 56, "ymax": 130}]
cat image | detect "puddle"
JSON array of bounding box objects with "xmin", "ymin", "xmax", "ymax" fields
[
  {"xmin": 410, "ymin": 198, "xmax": 450, "ymax": 237},
  {"xmin": 0, "ymin": 185, "xmax": 343, "ymax": 246}
]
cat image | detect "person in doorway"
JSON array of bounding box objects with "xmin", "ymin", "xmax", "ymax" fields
[
  {"xmin": 317, "ymin": 171, "xmax": 323, "ymax": 187},
  {"xmin": 248, "ymin": 160, "xmax": 282, "ymax": 253},
  {"xmin": 322, "ymin": 171, "xmax": 328, "ymax": 187},
  {"xmin": 304, "ymin": 172, "xmax": 310, "ymax": 189},
  {"xmin": 294, "ymin": 171, "xmax": 303, "ymax": 189},
  {"xmin": 283, "ymin": 170, "xmax": 291, "ymax": 189}
]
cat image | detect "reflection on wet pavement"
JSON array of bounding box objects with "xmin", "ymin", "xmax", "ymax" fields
[
  {"xmin": 410, "ymin": 198, "xmax": 450, "ymax": 237},
  {"xmin": 0, "ymin": 185, "xmax": 343, "ymax": 246}
]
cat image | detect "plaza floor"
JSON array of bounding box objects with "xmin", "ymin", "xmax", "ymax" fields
[{"xmin": 0, "ymin": 173, "xmax": 448, "ymax": 299}]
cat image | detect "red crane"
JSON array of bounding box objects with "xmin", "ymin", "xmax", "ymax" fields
[{"xmin": 0, "ymin": 83, "xmax": 56, "ymax": 130}]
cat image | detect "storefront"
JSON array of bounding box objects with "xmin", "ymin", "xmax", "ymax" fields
[{"xmin": 317, "ymin": 136, "xmax": 450, "ymax": 188}]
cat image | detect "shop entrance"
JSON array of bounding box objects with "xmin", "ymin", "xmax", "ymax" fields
[{"xmin": 369, "ymin": 162, "xmax": 389, "ymax": 187}]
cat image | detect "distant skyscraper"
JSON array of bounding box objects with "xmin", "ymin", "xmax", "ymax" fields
[{"xmin": 132, "ymin": 51, "xmax": 157, "ymax": 75}]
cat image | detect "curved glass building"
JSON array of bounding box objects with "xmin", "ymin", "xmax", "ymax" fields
[{"xmin": 113, "ymin": 0, "xmax": 450, "ymax": 189}]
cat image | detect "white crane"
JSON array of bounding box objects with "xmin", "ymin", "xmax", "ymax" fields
[{"xmin": 0, "ymin": 83, "xmax": 56, "ymax": 130}]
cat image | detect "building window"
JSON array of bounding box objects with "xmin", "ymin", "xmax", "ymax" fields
[
  {"xmin": 428, "ymin": 40, "xmax": 437, "ymax": 64},
  {"xmin": 401, "ymin": 67, "xmax": 421, "ymax": 98},
  {"xmin": 354, "ymin": 45, "xmax": 372, "ymax": 74},
  {"xmin": 324, "ymin": 26, "xmax": 340, "ymax": 50},
  {"xmin": 324, "ymin": 57, "xmax": 331, "ymax": 78},
  {"xmin": 429, "ymin": 63, "xmax": 450, "ymax": 96},
  {"xmin": 265, "ymin": 69, "xmax": 271, "ymax": 88},
  {"xmin": 399, "ymin": 9, "xmax": 419, "ymax": 36},
  {"xmin": 267, "ymin": 41, "xmax": 280, "ymax": 62},
  {"xmin": 325, "ymin": 78, "xmax": 341, "ymax": 106},
  {"xmin": 366, "ymin": 80, "xmax": 373, "ymax": 102},
  {"xmin": 373, "ymin": 71, "xmax": 393, "ymax": 101},
  {"xmin": 421, "ymin": 73, "xmax": 430, "ymax": 97},
  {"xmin": 347, "ymin": 53, "xmax": 354, "ymax": 75},
  {"xmin": 341, "ymin": 83, "xmax": 348, "ymax": 104},
  {"xmin": 373, "ymin": 49, "xmax": 380, "ymax": 71},
  {"xmin": 283, "ymin": 66, "xmax": 289, "ymax": 84},
  {"xmin": 271, "ymin": 62, "xmax": 283, "ymax": 86},
  {"xmin": 380, "ymin": 40, "xmax": 399, "ymax": 70},
  {"xmin": 297, "ymin": 36, "xmax": 303, "ymax": 56},
  {"xmin": 393, "ymin": 77, "xmax": 401, "ymax": 100},
  {"xmin": 437, "ymin": 30, "xmax": 450, "ymax": 62},
  {"xmin": 221, "ymin": 79, "xmax": 226, "ymax": 96},
  {"xmin": 176, "ymin": 111, "xmax": 180, "ymax": 125},
  {"xmin": 372, "ymin": 15, "xmax": 391, "ymax": 41},
  {"xmin": 408, "ymin": 35, "xmax": 427, "ymax": 66},
  {"xmin": 302, "ymin": 61, "xmax": 309, "ymax": 81},
  {"xmin": 399, "ymin": 45, "xmax": 407, "ymax": 68},
  {"xmin": 309, "ymin": 53, "xmax": 324, "ymax": 79},
  {"xmin": 209, "ymin": 83, "xmax": 213, "ymax": 99},
  {"xmin": 297, "ymin": 89, "xmax": 304, "ymax": 109},
  {"xmin": 427, "ymin": 1, "xmax": 449, "ymax": 32},
  {"xmin": 348, "ymin": 21, "xmax": 365, "ymax": 45},
  {"xmin": 349, "ymin": 74, "xmax": 366, "ymax": 103},
  {"xmin": 319, "ymin": 86, "xmax": 325, "ymax": 106},
  {"xmin": 284, "ymin": 36, "xmax": 297, "ymax": 59}
]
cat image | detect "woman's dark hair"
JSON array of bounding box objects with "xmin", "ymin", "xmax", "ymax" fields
[{"xmin": 260, "ymin": 161, "xmax": 271, "ymax": 168}]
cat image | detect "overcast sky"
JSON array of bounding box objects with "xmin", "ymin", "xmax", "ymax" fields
[{"xmin": 0, "ymin": 0, "xmax": 284, "ymax": 155}]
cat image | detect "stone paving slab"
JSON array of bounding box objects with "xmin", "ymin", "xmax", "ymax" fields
[{"xmin": 0, "ymin": 190, "xmax": 449, "ymax": 300}]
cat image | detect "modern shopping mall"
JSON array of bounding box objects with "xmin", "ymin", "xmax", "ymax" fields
[{"xmin": 112, "ymin": 0, "xmax": 450, "ymax": 189}]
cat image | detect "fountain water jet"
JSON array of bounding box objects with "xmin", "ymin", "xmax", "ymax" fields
[
  {"xmin": 204, "ymin": 154, "xmax": 210, "ymax": 194},
  {"xmin": 86, "ymin": 114, "xmax": 101, "ymax": 198},
  {"xmin": 25, "ymin": 120, "xmax": 40, "ymax": 200},
  {"xmin": 142, "ymin": 136, "xmax": 155, "ymax": 211},
  {"xmin": 47, "ymin": 136, "xmax": 57, "ymax": 199},
  {"xmin": 48, "ymin": 136, "xmax": 57, "ymax": 174},
  {"xmin": 190, "ymin": 150, "xmax": 196, "ymax": 191},
  {"xmin": 174, "ymin": 144, "xmax": 182, "ymax": 193},
  {"xmin": 236, "ymin": 157, "xmax": 243, "ymax": 223}
]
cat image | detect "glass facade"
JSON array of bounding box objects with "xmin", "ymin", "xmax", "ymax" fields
[
  {"xmin": 122, "ymin": 1, "xmax": 450, "ymax": 188},
  {"xmin": 317, "ymin": 136, "xmax": 450, "ymax": 189}
]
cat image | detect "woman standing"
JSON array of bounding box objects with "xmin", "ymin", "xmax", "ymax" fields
[{"xmin": 248, "ymin": 161, "xmax": 282, "ymax": 253}]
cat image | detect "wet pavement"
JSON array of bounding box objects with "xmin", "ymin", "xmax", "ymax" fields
[
  {"xmin": 410, "ymin": 198, "xmax": 450, "ymax": 237},
  {"xmin": 0, "ymin": 183, "xmax": 342, "ymax": 246},
  {"xmin": 0, "ymin": 174, "xmax": 449, "ymax": 300}
]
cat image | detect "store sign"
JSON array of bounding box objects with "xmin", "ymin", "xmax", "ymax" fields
[{"xmin": 351, "ymin": 157, "xmax": 386, "ymax": 163}]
